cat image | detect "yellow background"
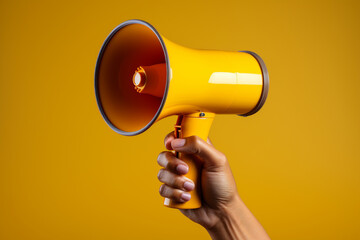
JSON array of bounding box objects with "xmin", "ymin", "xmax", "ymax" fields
[{"xmin": 1, "ymin": 0, "xmax": 359, "ymax": 239}]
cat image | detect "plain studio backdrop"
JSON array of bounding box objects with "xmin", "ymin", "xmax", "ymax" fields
[{"xmin": 0, "ymin": 0, "xmax": 359, "ymax": 239}]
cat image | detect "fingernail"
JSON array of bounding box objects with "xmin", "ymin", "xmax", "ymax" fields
[
  {"xmin": 184, "ymin": 181, "xmax": 195, "ymax": 191},
  {"xmin": 172, "ymin": 139, "xmax": 186, "ymax": 148},
  {"xmin": 181, "ymin": 192, "xmax": 191, "ymax": 202},
  {"xmin": 176, "ymin": 164, "xmax": 188, "ymax": 174}
]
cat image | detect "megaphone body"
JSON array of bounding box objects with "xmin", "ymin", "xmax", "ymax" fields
[{"xmin": 95, "ymin": 20, "xmax": 269, "ymax": 209}]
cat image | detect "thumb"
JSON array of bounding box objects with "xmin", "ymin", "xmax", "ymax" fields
[{"xmin": 171, "ymin": 136, "xmax": 227, "ymax": 171}]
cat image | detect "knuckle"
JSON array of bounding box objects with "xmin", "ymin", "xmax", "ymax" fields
[
  {"xmin": 166, "ymin": 172, "xmax": 177, "ymax": 187},
  {"xmin": 164, "ymin": 151, "xmax": 174, "ymax": 160},
  {"xmin": 159, "ymin": 185, "xmax": 165, "ymax": 195},
  {"xmin": 174, "ymin": 189, "xmax": 184, "ymax": 201},
  {"xmin": 157, "ymin": 152, "xmax": 166, "ymax": 164},
  {"xmin": 159, "ymin": 185, "xmax": 171, "ymax": 197},
  {"xmin": 167, "ymin": 158, "xmax": 180, "ymax": 172},
  {"xmin": 193, "ymin": 135, "xmax": 202, "ymax": 143},
  {"xmin": 217, "ymin": 152, "xmax": 227, "ymax": 165},
  {"xmin": 164, "ymin": 132, "xmax": 174, "ymax": 142},
  {"xmin": 188, "ymin": 136, "xmax": 202, "ymax": 154},
  {"xmin": 157, "ymin": 169, "xmax": 164, "ymax": 181},
  {"xmin": 160, "ymin": 185, "xmax": 175, "ymax": 198},
  {"xmin": 189, "ymin": 135, "xmax": 201, "ymax": 145},
  {"xmin": 165, "ymin": 160, "xmax": 175, "ymax": 171},
  {"xmin": 157, "ymin": 151, "xmax": 173, "ymax": 168},
  {"xmin": 164, "ymin": 135, "xmax": 168, "ymax": 146},
  {"xmin": 174, "ymin": 177, "xmax": 185, "ymax": 189}
]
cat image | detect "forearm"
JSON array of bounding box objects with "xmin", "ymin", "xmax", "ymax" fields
[{"xmin": 207, "ymin": 196, "xmax": 270, "ymax": 240}]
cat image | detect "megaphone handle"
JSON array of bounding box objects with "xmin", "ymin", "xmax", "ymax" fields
[{"xmin": 164, "ymin": 112, "xmax": 215, "ymax": 209}]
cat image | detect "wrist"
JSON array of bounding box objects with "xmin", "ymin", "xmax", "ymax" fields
[
  {"xmin": 206, "ymin": 195, "xmax": 243, "ymax": 239},
  {"xmin": 206, "ymin": 195, "xmax": 270, "ymax": 240}
]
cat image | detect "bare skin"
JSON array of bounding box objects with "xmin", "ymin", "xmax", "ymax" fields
[{"xmin": 157, "ymin": 132, "xmax": 271, "ymax": 240}]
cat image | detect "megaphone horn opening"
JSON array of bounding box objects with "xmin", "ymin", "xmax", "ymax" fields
[{"xmin": 95, "ymin": 20, "xmax": 170, "ymax": 136}]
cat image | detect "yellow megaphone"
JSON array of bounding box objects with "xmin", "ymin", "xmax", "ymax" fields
[{"xmin": 95, "ymin": 19, "xmax": 269, "ymax": 209}]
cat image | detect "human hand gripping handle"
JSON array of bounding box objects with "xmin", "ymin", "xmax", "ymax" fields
[
  {"xmin": 159, "ymin": 113, "xmax": 215, "ymax": 209},
  {"xmin": 157, "ymin": 133, "xmax": 271, "ymax": 240}
]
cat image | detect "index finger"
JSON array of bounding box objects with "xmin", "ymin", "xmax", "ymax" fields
[
  {"xmin": 171, "ymin": 136, "xmax": 227, "ymax": 170},
  {"xmin": 165, "ymin": 132, "xmax": 213, "ymax": 150}
]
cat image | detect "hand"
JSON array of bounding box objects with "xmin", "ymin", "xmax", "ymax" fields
[{"xmin": 157, "ymin": 132, "xmax": 271, "ymax": 240}]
